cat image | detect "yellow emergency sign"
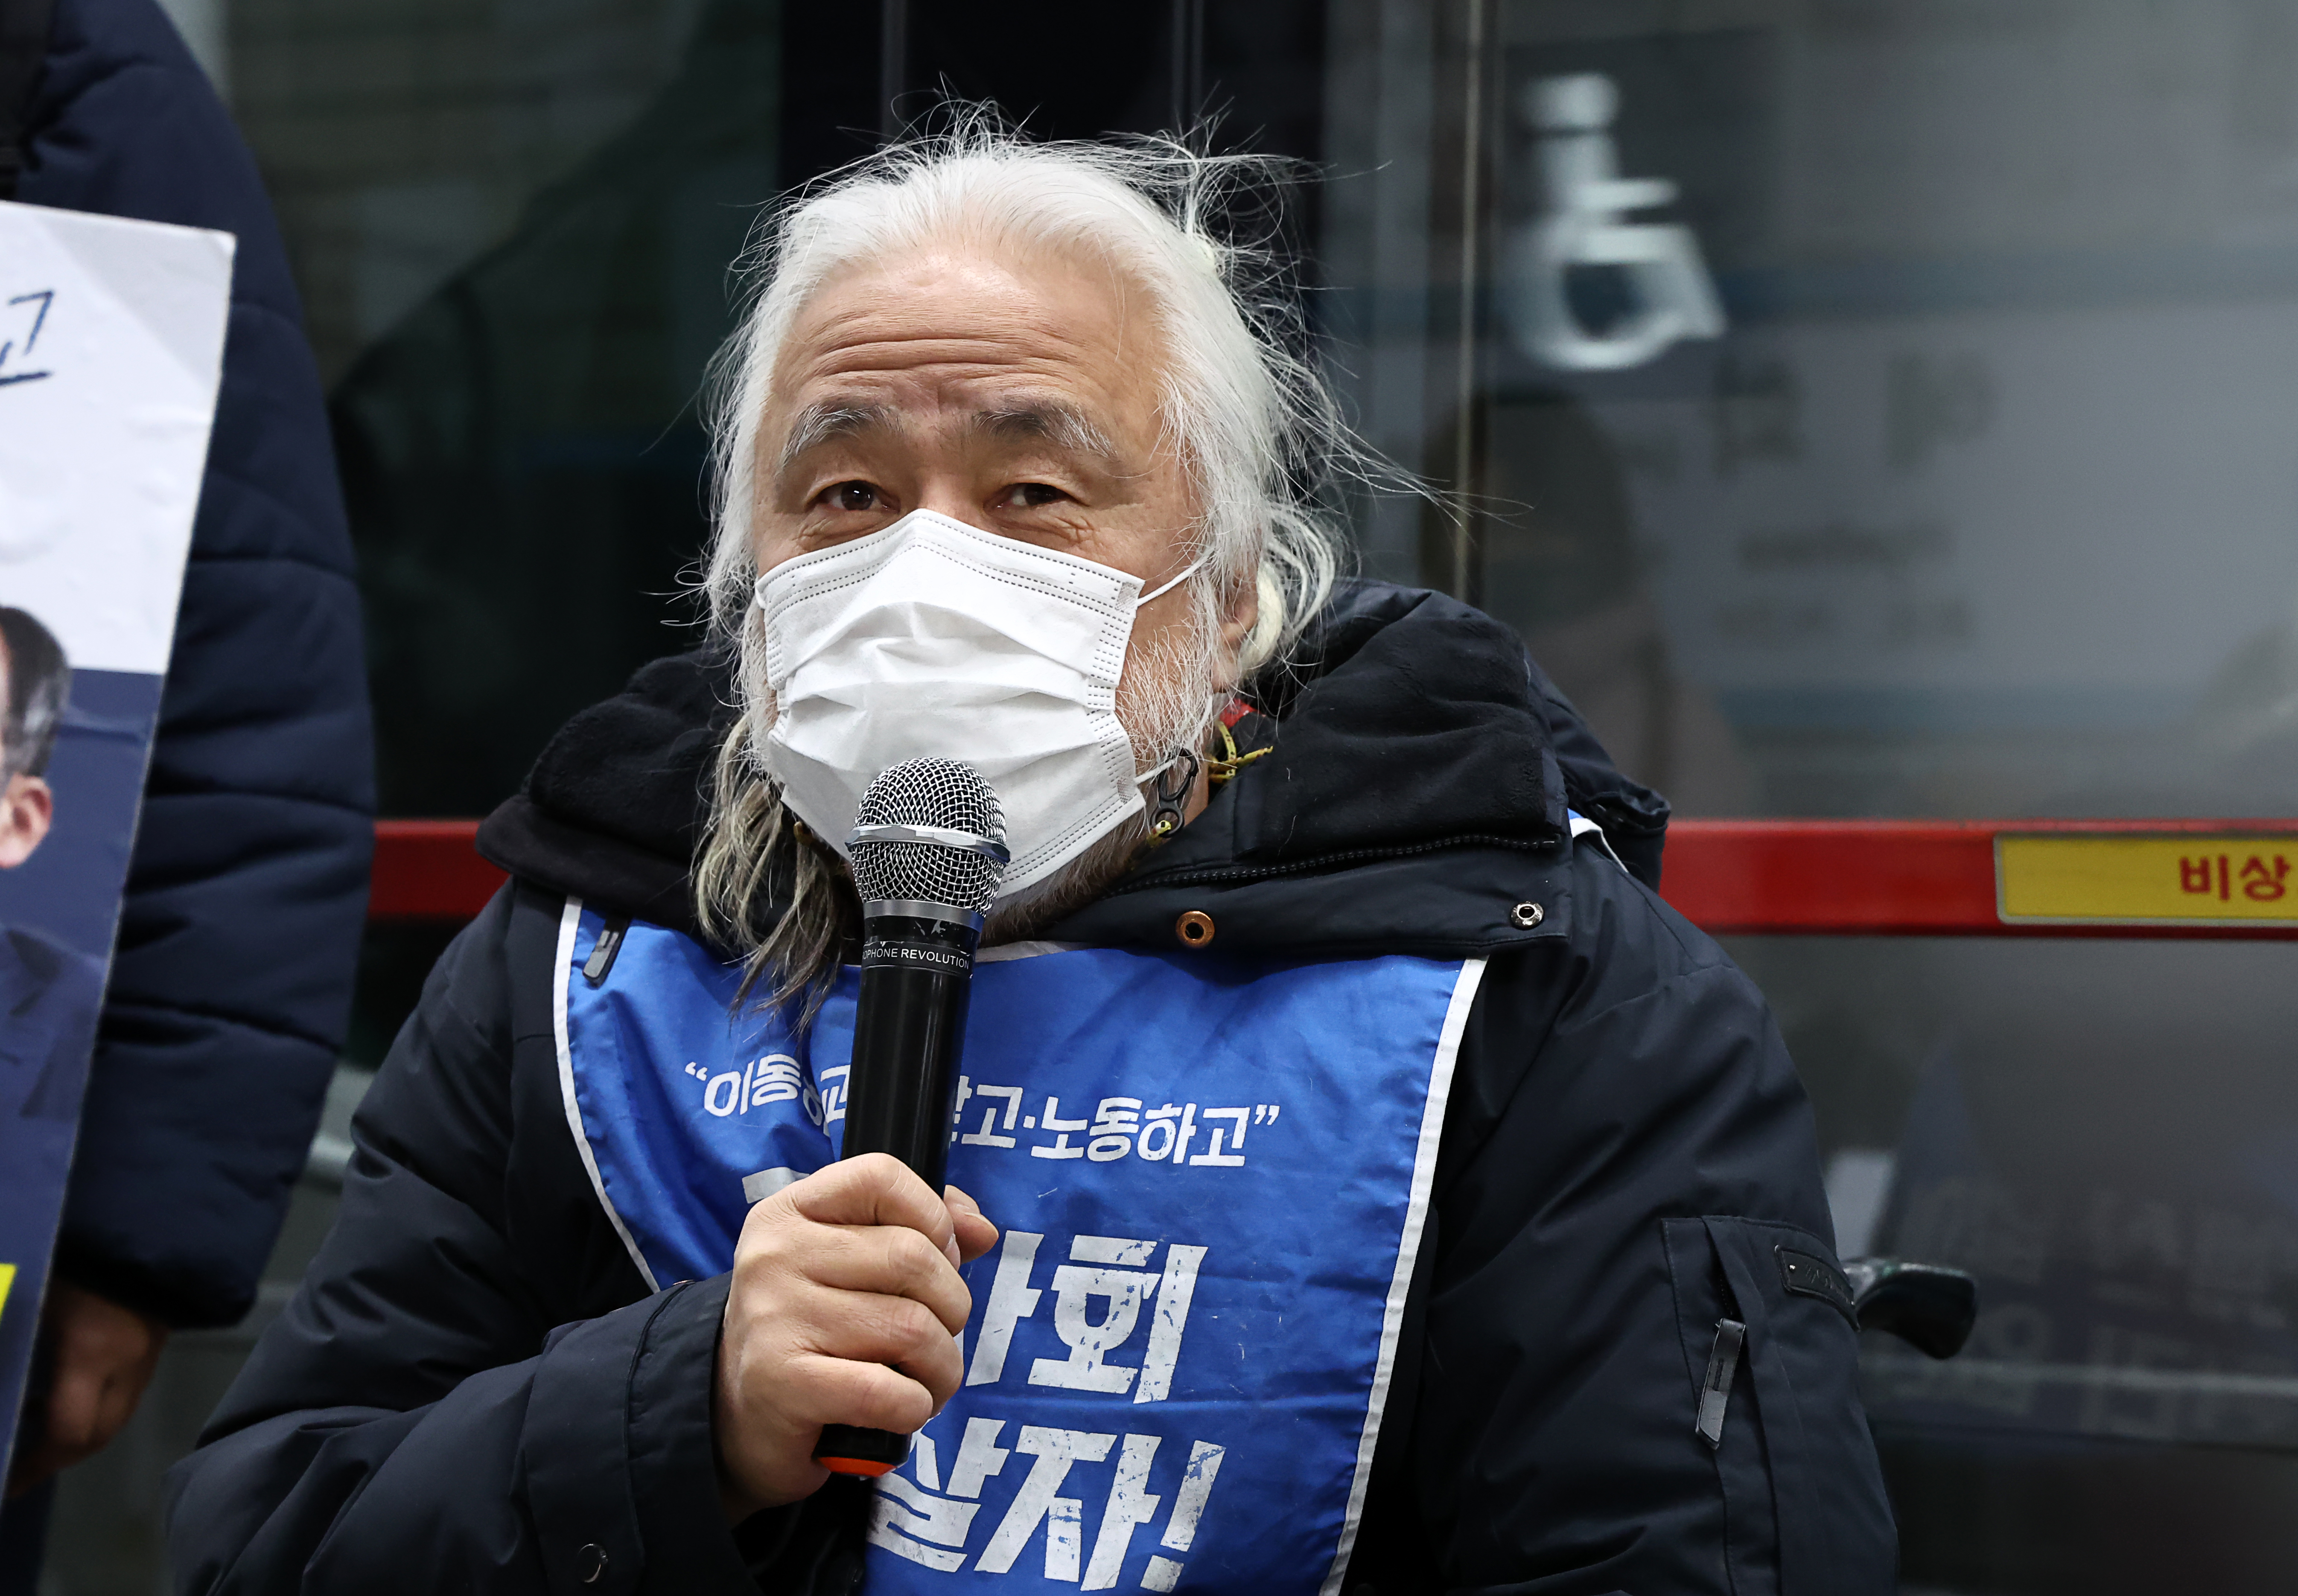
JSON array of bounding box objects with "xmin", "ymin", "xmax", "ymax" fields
[{"xmin": 1997, "ymin": 834, "xmax": 2298, "ymax": 925}]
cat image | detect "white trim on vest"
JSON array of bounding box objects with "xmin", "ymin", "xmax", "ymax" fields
[
  {"xmin": 553, "ymin": 897, "xmax": 662, "ymax": 1292},
  {"xmin": 1569, "ymin": 807, "xmax": 1630, "ymax": 872},
  {"xmin": 1319, "ymin": 954, "xmax": 1489, "ymax": 1596},
  {"xmin": 976, "ymin": 940, "xmax": 1078, "ymax": 963}
]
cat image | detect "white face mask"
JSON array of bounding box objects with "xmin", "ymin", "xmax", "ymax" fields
[{"xmin": 752, "ymin": 509, "xmax": 1205, "ymax": 900}]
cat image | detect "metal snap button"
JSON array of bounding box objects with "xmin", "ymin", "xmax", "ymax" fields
[
  {"xmin": 577, "ymin": 1544, "xmax": 609, "ymax": 1584},
  {"xmin": 1175, "ymin": 910, "xmax": 1216, "ymax": 948},
  {"xmin": 1509, "ymin": 902, "xmax": 1545, "ymax": 929}
]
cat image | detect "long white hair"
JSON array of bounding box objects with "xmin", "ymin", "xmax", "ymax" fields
[{"xmin": 694, "ymin": 119, "xmax": 1369, "ymax": 1009}]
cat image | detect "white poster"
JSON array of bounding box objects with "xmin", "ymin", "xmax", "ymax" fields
[{"xmin": 0, "ymin": 199, "xmax": 232, "ymax": 1480}]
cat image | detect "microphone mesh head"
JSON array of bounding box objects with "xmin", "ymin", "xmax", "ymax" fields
[{"xmin": 849, "ymin": 758, "xmax": 1008, "ymax": 913}]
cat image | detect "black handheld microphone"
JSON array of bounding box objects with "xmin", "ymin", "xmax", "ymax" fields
[{"xmin": 814, "ymin": 757, "xmax": 1008, "ymax": 1478}]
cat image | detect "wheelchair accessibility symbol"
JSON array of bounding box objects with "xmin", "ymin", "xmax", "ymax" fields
[{"xmin": 1504, "ymin": 73, "xmax": 1726, "ymax": 372}]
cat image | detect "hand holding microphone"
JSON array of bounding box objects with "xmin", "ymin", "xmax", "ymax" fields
[
  {"xmin": 714, "ymin": 1155, "xmax": 996, "ymax": 1518},
  {"xmin": 714, "ymin": 759, "xmax": 1008, "ymax": 1516}
]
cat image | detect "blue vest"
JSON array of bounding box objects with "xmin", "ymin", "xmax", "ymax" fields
[{"xmin": 555, "ymin": 903, "xmax": 1483, "ymax": 1594}]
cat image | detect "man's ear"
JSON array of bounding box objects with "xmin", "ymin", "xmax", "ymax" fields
[
  {"xmin": 0, "ymin": 775, "xmax": 54, "ymax": 868},
  {"xmin": 1214, "ymin": 562, "xmax": 1263, "ymax": 690}
]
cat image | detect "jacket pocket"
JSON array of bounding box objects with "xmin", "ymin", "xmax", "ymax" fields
[{"xmin": 1662, "ymin": 1216, "xmax": 1897, "ymax": 1596}]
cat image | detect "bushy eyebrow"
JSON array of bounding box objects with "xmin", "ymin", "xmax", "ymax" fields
[
  {"xmin": 774, "ymin": 397, "xmax": 1123, "ymax": 486},
  {"xmin": 776, "ymin": 401, "xmax": 896, "ymax": 480},
  {"xmin": 969, "ymin": 401, "xmax": 1120, "ymax": 464}
]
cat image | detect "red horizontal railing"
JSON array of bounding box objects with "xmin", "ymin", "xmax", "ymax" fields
[
  {"xmin": 1661, "ymin": 818, "xmax": 2298, "ymax": 939},
  {"xmin": 370, "ymin": 820, "xmax": 508, "ymax": 921},
  {"xmin": 370, "ymin": 817, "xmax": 2298, "ymax": 938}
]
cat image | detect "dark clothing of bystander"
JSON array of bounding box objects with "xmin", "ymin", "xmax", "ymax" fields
[{"xmin": 6, "ymin": 0, "xmax": 375, "ymax": 1331}]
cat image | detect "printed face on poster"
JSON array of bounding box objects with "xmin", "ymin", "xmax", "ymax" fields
[{"xmin": 0, "ymin": 199, "xmax": 232, "ymax": 1479}]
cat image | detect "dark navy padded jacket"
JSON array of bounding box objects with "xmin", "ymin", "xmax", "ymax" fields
[
  {"xmin": 15, "ymin": 0, "xmax": 374, "ymax": 1328},
  {"xmin": 169, "ymin": 583, "xmax": 1895, "ymax": 1595}
]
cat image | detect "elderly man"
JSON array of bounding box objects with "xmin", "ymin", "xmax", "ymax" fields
[
  {"xmin": 0, "ymin": 606, "xmax": 110, "ymax": 1481},
  {"xmin": 0, "ymin": 604, "xmax": 104, "ymax": 1139},
  {"xmin": 0, "ymin": 606, "xmax": 103, "ymax": 1133},
  {"xmin": 169, "ymin": 133, "xmax": 1894, "ymax": 1596}
]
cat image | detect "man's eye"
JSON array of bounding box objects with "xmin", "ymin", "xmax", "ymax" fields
[
  {"xmin": 827, "ymin": 482, "xmax": 878, "ymax": 512},
  {"xmin": 1008, "ymin": 483, "xmax": 1067, "ymax": 508}
]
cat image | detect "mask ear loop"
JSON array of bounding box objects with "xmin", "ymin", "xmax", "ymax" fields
[{"xmin": 1134, "ymin": 551, "xmax": 1209, "ymax": 609}]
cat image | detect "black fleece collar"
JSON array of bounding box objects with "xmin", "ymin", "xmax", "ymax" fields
[
  {"xmin": 477, "ymin": 644, "xmax": 734, "ymax": 940},
  {"xmin": 477, "ymin": 580, "xmax": 1662, "ymax": 957}
]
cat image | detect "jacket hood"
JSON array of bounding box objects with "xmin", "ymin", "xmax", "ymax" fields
[{"xmin": 476, "ymin": 580, "xmax": 1670, "ymax": 957}]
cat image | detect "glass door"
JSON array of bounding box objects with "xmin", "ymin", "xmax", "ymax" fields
[{"xmin": 1320, "ymin": 3, "xmax": 2298, "ymax": 1590}]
